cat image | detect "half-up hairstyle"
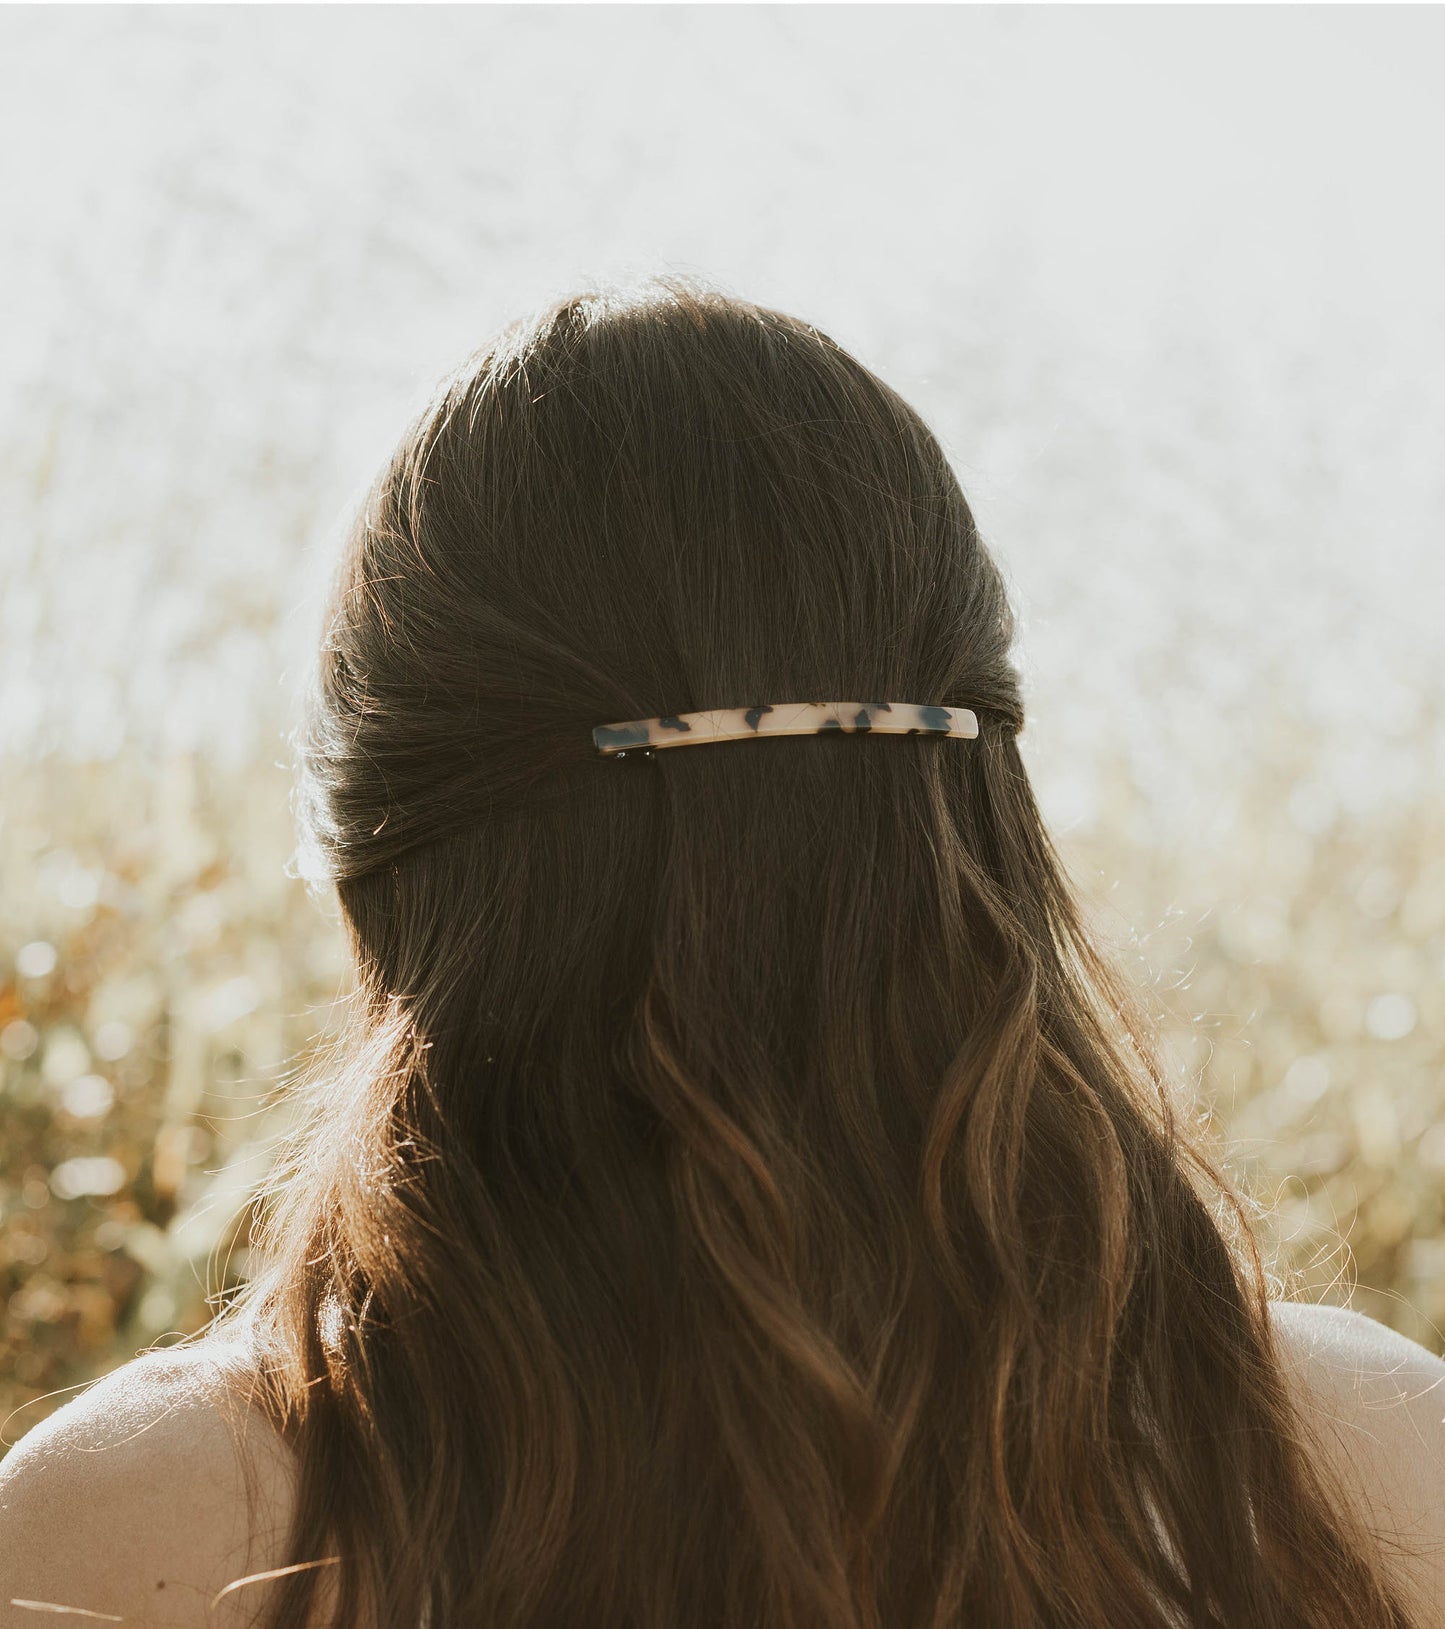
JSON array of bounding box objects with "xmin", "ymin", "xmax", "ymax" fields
[{"xmin": 215, "ymin": 274, "xmax": 1414, "ymax": 1628}]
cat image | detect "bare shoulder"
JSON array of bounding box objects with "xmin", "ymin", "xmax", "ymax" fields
[
  {"xmin": 0, "ymin": 1336, "xmax": 302, "ymax": 1628},
  {"xmin": 1270, "ymin": 1297, "xmax": 1445, "ymax": 1623}
]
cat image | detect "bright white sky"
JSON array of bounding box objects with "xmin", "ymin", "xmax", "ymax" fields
[{"xmin": 1, "ymin": 5, "xmax": 1441, "ymax": 843}]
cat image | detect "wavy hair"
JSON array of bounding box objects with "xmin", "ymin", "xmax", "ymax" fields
[{"xmin": 215, "ymin": 274, "xmax": 1414, "ymax": 1628}]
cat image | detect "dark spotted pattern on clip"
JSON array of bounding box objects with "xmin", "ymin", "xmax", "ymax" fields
[{"xmin": 592, "ymin": 701, "xmax": 979, "ymax": 756}]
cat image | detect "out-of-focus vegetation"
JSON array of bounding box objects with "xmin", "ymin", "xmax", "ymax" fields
[
  {"xmin": 2, "ymin": 694, "xmax": 1441, "ymax": 1439},
  {"xmin": 1067, "ymin": 701, "xmax": 1445, "ymax": 1346},
  {"xmin": 0, "ymin": 751, "xmax": 351, "ymax": 1437}
]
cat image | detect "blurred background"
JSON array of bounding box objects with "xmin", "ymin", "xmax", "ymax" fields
[{"xmin": 2, "ymin": 5, "xmax": 1442, "ymax": 1443}]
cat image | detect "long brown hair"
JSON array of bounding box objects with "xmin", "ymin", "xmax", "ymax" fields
[{"xmin": 215, "ymin": 274, "xmax": 1413, "ymax": 1628}]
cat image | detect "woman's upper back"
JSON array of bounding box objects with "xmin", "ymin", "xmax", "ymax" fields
[{"xmin": 2, "ymin": 1299, "xmax": 1444, "ymax": 1627}]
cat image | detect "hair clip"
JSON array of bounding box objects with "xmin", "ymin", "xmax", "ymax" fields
[{"xmin": 593, "ymin": 701, "xmax": 979, "ymax": 757}]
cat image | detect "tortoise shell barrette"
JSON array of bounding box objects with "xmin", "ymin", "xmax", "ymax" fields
[{"xmin": 592, "ymin": 701, "xmax": 980, "ymax": 757}]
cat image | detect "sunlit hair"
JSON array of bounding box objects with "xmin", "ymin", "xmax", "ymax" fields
[{"xmin": 215, "ymin": 274, "xmax": 1414, "ymax": 1627}]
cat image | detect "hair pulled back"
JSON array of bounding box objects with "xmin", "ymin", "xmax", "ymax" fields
[{"xmin": 219, "ymin": 275, "xmax": 1412, "ymax": 1629}]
